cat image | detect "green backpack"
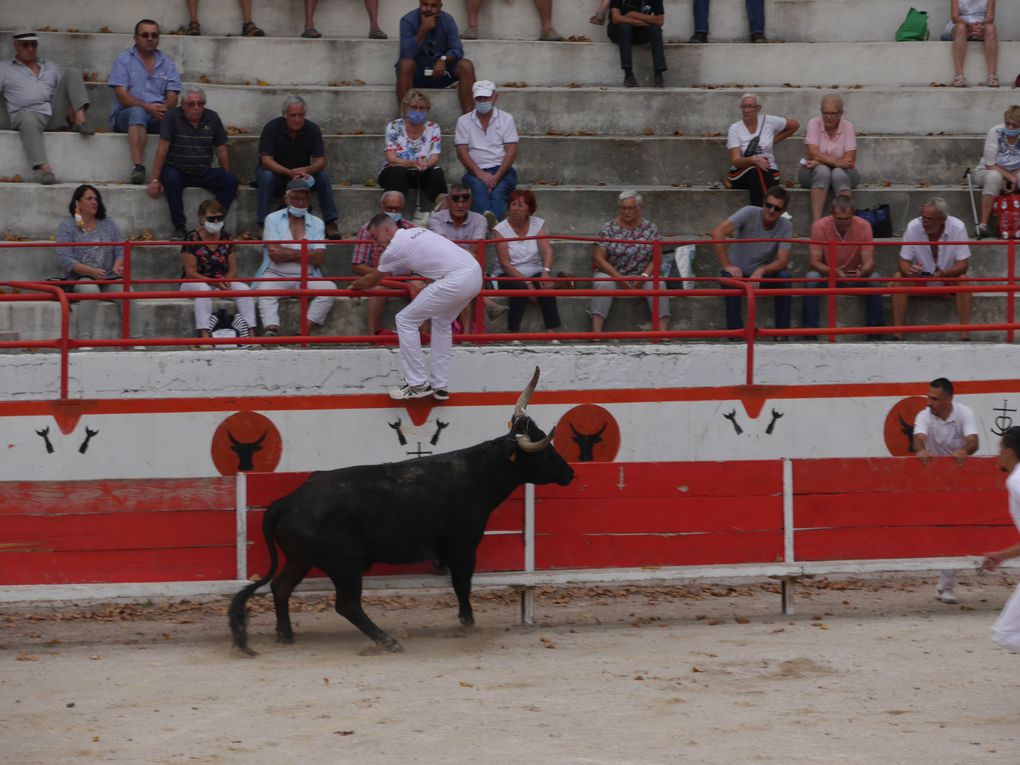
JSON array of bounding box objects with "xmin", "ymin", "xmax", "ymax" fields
[{"xmin": 895, "ymin": 7, "xmax": 929, "ymax": 41}]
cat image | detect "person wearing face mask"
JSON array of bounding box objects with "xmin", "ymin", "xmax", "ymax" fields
[
  {"xmin": 971, "ymin": 105, "xmax": 1020, "ymax": 239},
  {"xmin": 352, "ymin": 190, "xmax": 424, "ymax": 335},
  {"xmin": 801, "ymin": 196, "xmax": 884, "ymax": 338},
  {"xmin": 179, "ymin": 199, "xmax": 256, "ymax": 344},
  {"xmin": 379, "ymin": 89, "xmax": 448, "ymax": 209},
  {"xmin": 454, "ymin": 80, "xmax": 519, "ymax": 224},
  {"xmin": 253, "ymin": 179, "xmax": 337, "ymax": 339}
]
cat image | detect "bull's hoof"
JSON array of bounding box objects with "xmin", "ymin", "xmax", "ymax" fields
[
  {"xmin": 276, "ymin": 633, "xmax": 295, "ymax": 645},
  {"xmin": 381, "ymin": 638, "xmax": 405, "ymax": 653},
  {"xmin": 458, "ymin": 615, "xmax": 475, "ymax": 628},
  {"xmin": 234, "ymin": 644, "xmax": 258, "ymax": 657}
]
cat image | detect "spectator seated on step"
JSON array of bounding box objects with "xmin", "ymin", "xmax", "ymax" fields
[
  {"xmin": 455, "ymin": 80, "xmax": 519, "ymax": 222},
  {"xmin": 253, "ymin": 179, "xmax": 337, "ymax": 338},
  {"xmin": 256, "ymin": 95, "xmax": 340, "ymax": 240},
  {"xmin": 461, "ymin": 0, "xmax": 563, "ymax": 41},
  {"xmin": 0, "ymin": 29, "xmax": 94, "ymax": 185},
  {"xmin": 725, "ymin": 92, "xmax": 798, "ymax": 208},
  {"xmin": 798, "ymin": 94, "xmax": 859, "ymax": 225},
  {"xmin": 607, "ymin": 0, "xmax": 667, "ymax": 89},
  {"xmin": 946, "ymin": 0, "xmax": 998, "ymax": 88},
  {"xmin": 970, "ymin": 104, "xmax": 1020, "ymax": 239},
  {"xmin": 689, "ymin": 0, "xmax": 767, "ymax": 43},
  {"xmin": 146, "ymin": 85, "xmax": 239, "ymax": 241},
  {"xmin": 396, "ymin": 0, "xmax": 476, "ymax": 114},
  {"xmin": 380, "ymin": 88, "xmax": 448, "ymax": 211},
  {"xmin": 892, "ymin": 197, "xmax": 972, "ymax": 341},
  {"xmin": 352, "ymin": 190, "xmax": 423, "ymax": 335},
  {"xmin": 108, "ymin": 19, "xmax": 181, "ymax": 186},
  {"xmin": 590, "ymin": 190, "xmax": 671, "ymax": 333}
]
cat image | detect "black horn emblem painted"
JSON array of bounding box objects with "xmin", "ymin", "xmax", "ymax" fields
[
  {"xmin": 229, "ymin": 430, "xmax": 267, "ymax": 471},
  {"xmin": 35, "ymin": 427, "xmax": 55, "ymax": 454},
  {"xmin": 765, "ymin": 409, "xmax": 784, "ymax": 435},
  {"xmin": 388, "ymin": 418, "xmax": 408, "ymax": 446},
  {"xmin": 570, "ymin": 422, "xmax": 607, "ymax": 462},
  {"xmin": 78, "ymin": 427, "xmax": 99, "ymax": 454},
  {"xmin": 722, "ymin": 408, "xmax": 785, "ymax": 436},
  {"xmin": 430, "ymin": 421, "xmax": 449, "ymax": 446}
]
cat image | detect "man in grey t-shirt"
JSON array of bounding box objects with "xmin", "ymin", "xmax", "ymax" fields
[{"xmin": 711, "ymin": 185, "xmax": 793, "ymax": 333}]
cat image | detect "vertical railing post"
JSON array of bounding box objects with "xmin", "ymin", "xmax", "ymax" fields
[
  {"xmin": 298, "ymin": 238, "xmax": 309, "ymax": 343},
  {"xmin": 650, "ymin": 239, "xmax": 662, "ymax": 334},
  {"xmin": 826, "ymin": 240, "xmax": 837, "ymax": 343},
  {"xmin": 236, "ymin": 472, "xmax": 248, "ymax": 581},
  {"xmin": 122, "ymin": 240, "xmax": 133, "ymax": 344},
  {"xmin": 1008, "ymin": 239, "xmax": 1016, "ymax": 344},
  {"xmin": 745, "ymin": 283, "xmax": 756, "ymax": 385},
  {"xmin": 474, "ymin": 238, "xmax": 487, "ymax": 336}
]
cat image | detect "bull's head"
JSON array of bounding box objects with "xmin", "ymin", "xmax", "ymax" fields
[
  {"xmin": 229, "ymin": 430, "xmax": 267, "ymax": 472},
  {"xmin": 508, "ymin": 367, "xmax": 574, "ymax": 486},
  {"xmin": 569, "ymin": 422, "xmax": 606, "ymax": 462}
]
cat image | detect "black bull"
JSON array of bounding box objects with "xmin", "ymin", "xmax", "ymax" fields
[{"xmin": 229, "ymin": 368, "xmax": 574, "ymax": 654}]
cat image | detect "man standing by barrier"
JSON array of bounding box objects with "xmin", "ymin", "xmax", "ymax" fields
[
  {"xmin": 913, "ymin": 377, "xmax": 980, "ymax": 604},
  {"xmin": 352, "ymin": 216, "xmax": 482, "ymax": 401},
  {"xmin": 981, "ymin": 426, "xmax": 1020, "ymax": 654}
]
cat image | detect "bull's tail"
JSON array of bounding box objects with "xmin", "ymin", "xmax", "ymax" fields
[{"xmin": 228, "ymin": 500, "xmax": 284, "ymax": 656}]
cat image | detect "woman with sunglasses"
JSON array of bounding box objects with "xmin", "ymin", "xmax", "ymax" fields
[
  {"xmin": 179, "ymin": 199, "xmax": 256, "ymax": 343},
  {"xmin": 378, "ymin": 88, "xmax": 447, "ymax": 209},
  {"xmin": 57, "ymin": 184, "xmax": 142, "ymax": 345}
]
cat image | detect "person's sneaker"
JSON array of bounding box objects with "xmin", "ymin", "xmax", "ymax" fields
[
  {"xmin": 485, "ymin": 300, "xmax": 510, "ymax": 320},
  {"xmin": 389, "ymin": 383, "xmax": 433, "ymax": 400},
  {"xmin": 71, "ymin": 123, "xmax": 95, "ymax": 136},
  {"xmin": 750, "ymin": 32, "xmax": 768, "ymax": 43},
  {"xmin": 461, "ymin": 26, "xmax": 479, "ymax": 39},
  {"xmin": 539, "ymin": 27, "xmax": 564, "ymax": 41},
  {"xmin": 975, "ymin": 223, "xmax": 989, "ymax": 240},
  {"xmin": 131, "ymin": 164, "xmax": 146, "ymax": 185},
  {"xmin": 432, "ymin": 388, "xmax": 450, "ymax": 401},
  {"xmin": 936, "ymin": 588, "xmax": 958, "ymax": 604},
  {"xmin": 623, "ymin": 71, "xmax": 638, "ymax": 88},
  {"xmin": 653, "ymin": 72, "xmax": 665, "ymax": 88},
  {"xmin": 324, "ymin": 220, "xmax": 342, "ymax": 240},
  {"xmin": 170, "ymin": 224, "xmax": 187, "ymax": 240},
  {"xmin": 689, "ymin": 31, "xmax": 708, "ymax": 43},
  {"xmin": 40, "ymin": 171, "xmax": 56, "ymax": 185}
]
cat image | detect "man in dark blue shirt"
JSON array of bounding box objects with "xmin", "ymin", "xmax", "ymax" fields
[{"xmin": 397, "ymin": 0, "xmax": 476, "ymax": 114}]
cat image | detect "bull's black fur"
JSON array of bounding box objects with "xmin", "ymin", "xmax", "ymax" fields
[{"xmin": 228, "ymin": 368, "xmax": 574, "ymax": 655}]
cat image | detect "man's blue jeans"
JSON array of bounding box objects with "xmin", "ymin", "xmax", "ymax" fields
[
  {"xmin": 256, "ymin": 167, "xmax": 338, "ymax": 224},
  {"xmin": 801, "ymin": 273, "xmax": 885, "ymax": 329},
  {"xmin": 721, "ymin": 269, "xmax": 791, "ymax": 330},
  {"xmin": 160, "ymin": 165, "xmax": 239, "ymax": 227},
  {"xmin": 693, "ymin": 0, "xmax": 765, "ymax": 34},
  {"xmin": 462, "ymin": 166, "xmax": 517, "ymax": 220}
]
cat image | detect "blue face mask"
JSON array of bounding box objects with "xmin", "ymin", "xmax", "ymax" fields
[
  {"xmin": 385, "ymin": 211, "xmax": 402, "ymax": 223},
  {"xmin": 405, "ymin": 109, "xmax": 428, "ymax": 126},
  {"xmin": 474, "ymin": 100, "xmax": 494, "ymax": 115},
  {"xmin": 288, "ymin": 205, "xmax": 307, "ymax": 218},
  {"xmin": 1005, "ymin": 127, "xmax": 1020, "ymax": 137}
]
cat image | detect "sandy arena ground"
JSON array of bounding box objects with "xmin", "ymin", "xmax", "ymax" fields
[{"xmin": 2, "ymin": 573, "xmax": 1018, "ymax": 765}]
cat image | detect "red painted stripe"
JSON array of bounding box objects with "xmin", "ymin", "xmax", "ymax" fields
[
  {"xmin": 538, "ymin": 497, "xmax": 782, "ymax": 534},
  {"xmin": 534, "ymin": 531, "xmax": 784, "ymax": 569},
  {"xmin": 540, "ymin": 461, "xmax": 782, "ymax": 498},
  {"xmin": 0, "ymin": 478, "xmax": 236, "ymax": 516},
  {"xmin": 795, "ymin": 491, "xmax": 1010, "ymax": 528},
  {"xmin": 794, "ymin": 526, "xmax": 1017, "ymax": 561},
  {"xmin": 793, "ymin": 457, "xmax": 1002, "ymax": 494},
  {"xmin": 3, "ymin": 379, "xmax": 1020, "ymax": 418},
  {"xmin": 1, "ymin": 548, "xmax": 234, "ymax": 585},
  {"xmin": 245, "ymin": 472, "xmax": 313, "ymax": 508}
]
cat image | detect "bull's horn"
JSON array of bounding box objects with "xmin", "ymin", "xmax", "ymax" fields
[
  {"xmin": 516, "ymin": 426, "xmax": 555, "ymax": 453},
  {"xmin": 513, "ymin": 367, "xmax": 541, "ymax": 419}
]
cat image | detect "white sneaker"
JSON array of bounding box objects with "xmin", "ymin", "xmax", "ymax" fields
[
  {"xmin": 389, "ymin": 383, "xmax": 433, "ymax": 400},
  {"xmin": 936, "ymin": 588, "xmax": 958, "ymax": 604}
]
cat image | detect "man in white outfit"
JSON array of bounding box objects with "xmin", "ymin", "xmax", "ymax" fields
[
  {"xmin": 981, "ymin": 426, "xmax": 1020, "ymax": 653},
  {"xmin": 913, "ymin": 377, "xmax": 980, "ymax": 604},
  {"xmin": 352, "ymin": 214, "xmax": 482, "ymax": 400}
]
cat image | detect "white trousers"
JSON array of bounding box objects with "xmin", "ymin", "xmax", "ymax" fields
[
  {"xmin": 254, "ymin": 268, "xmax": 336, "ymax": 328},
  {"xmin": 992, "ymin": 581, "xmax": 1020, "ymax": 653},
  {"xmin": 395, "ymin": 266, "xmax": 481, "ymax": 389},
  {"xmin": 180, "ymin": 280, "xmax": 256, "ymax": 331}
]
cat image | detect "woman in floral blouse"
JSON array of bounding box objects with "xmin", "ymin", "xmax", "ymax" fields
[
  {"xmin": 378, "ymin": 89, "xmax": 447, "ymax": 208},
  {"xmin": 590, "ymin": 189, "xmax": 670, "ymax": 333},
  {"xmin": 179, "ymin": 199, "xmax": 256, "ymax": 342}
]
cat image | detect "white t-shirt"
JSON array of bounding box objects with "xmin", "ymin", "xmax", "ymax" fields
[
  {"xmin": 1007, "ymin": 463, "xmax": 1020, "ymax": 532},
  {"xmin": 899, "ymin": 216, "xmax": 971, "ymax": 276},
  {"xmin": 377, "ymin": 227, "xmax": 478, "ymax": 280},
  {"xmin": 913, "ymin": 401, "xmax": 978, "ymax": 455},
  {"xmin": 454, "ymin": 108, "xmax": 519, "ymax": 169},
  {"xmin": 493, "ymin": 216, "xmax": 544, "ymax": 275},
  {"xmin": 727, "ymin": 114, "xmax": 788, "ymax": 171}
]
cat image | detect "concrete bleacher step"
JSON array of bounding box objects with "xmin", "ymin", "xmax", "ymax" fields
[
  {"xmin": 3, "ymin": 289, "xmax": 1013, "ymax": 345},
  {"xmin": 2, "ymin": 0, "xmax": 998, "ymax": 43},
  {"xmin": 0, "ymin": 181, "xmax": 996, "ymax": 239},
  {"xmin": 21, "ymin": 31, "xmax": 1020, "ymax": 89},
  {"xmin": 0, "ymin": 131, "xmax": 985, "ymax": 188}
]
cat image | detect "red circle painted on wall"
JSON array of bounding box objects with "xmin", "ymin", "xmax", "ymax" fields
[
  {"xmin": 554, "ymin": 404, "xmax": 621, "ymax": 463},
  {"xmin": 211, "ymin": 411, "xmax": 283, "ymax": 475},
  {"xmin": 884, "ymin": 396, "xmax": 928, "ymax": 456}
]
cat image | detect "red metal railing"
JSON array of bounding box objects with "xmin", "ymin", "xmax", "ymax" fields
[{"xmin": 2, "ymin": 235, "xmax": 1017, "ymax": 396}]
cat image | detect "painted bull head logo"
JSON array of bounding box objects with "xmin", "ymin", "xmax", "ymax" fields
[
  {"xmin": 229, "ymin": 430, "xmax": 266, "ymax": 472},
  {"xmin": 569, "ymin": 422, "xmax": 607, "ymax": 462}
]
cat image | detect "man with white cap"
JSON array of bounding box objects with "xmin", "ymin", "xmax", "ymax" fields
[
  {"xmin": 351, "ymin": 216, "xmax": 482, "ymax": 401},
  {"xmin": 454, "ymin": 80, "xmax": 519, "ymax": 223},
  {"xmin": 0, "ymin": 30, "xmax": 93, "ymax": 184}
]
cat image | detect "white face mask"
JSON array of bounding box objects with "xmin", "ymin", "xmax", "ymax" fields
[
  {"xmin": 203, "ymin": 220, "xmax": 224, "ymax": 234},
  {"xmin": 288, "ymin": 206, "xmax": 307, "ymax": 218}
]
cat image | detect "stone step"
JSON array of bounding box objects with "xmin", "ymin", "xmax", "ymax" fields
[
  {"xmin": 21, "ymin": 31, "xmax": 1020, "ymax": 89},
  {"xmin": 3, "ymin": 0, "xmax": 998, "ymax": 44},
  {"xmin": 3, "ymin": 239, "xmax": 1013, "ymax": 284},
  {"xmin": 0, "ymin": 181, "xmax": 996, "ymax": 239},
  {"xmin": 3, "ymin": 289, "xmax": 1012, "ymax": 344},
  {"xmin": 0, "ymin": 130, "xmax": 985, "ymax": 188},
  {"xmin": 71, "ymin": 82, "xmax": 1010, "ymax": 137}
]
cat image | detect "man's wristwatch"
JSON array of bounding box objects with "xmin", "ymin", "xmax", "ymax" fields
[{"xmin": 440, "ymin": 55, "xmax": 448, "ymax": 62}]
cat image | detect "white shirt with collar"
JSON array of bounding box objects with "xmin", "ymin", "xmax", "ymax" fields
[
  {"xmin": 0, "ymin": 57, "xmax": 60, "ymax": 116},
  {"xmin": 900, "ymin": 215, "xmax": 971, "ymax": 275},
  {"xmin": 913, "ymin": 401, "xmax": 978, "ymax": 456},
  {"xmin": 454, "ymin": 107, "xmax": 519, "ymax": 169},
  {"xmin": 256, "ymin": 208, "xmax": 326, "ymax": 277}
]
